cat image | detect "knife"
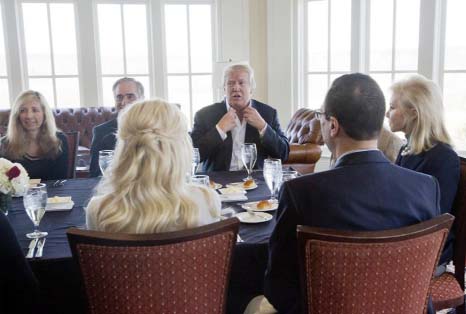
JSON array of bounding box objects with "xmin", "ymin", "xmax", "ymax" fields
[
  {"xmin": 26, "ymin": 238, "xmax": 39, "ymax": 259},
  {"xmin": 35, "ymin": 238, "xmax": 46, "ymax": 258}
]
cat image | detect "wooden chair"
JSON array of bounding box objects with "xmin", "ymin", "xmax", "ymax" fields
[
  {"xmin": 65, "ymin": 131, "xmax": 79, "ymax": 179},
  {"xmin": 67, "ymin": 218, "xmax": 240, "ymax": 314},
  {"xmin": 297, "ymin": 214, "xmax": 454, "ymax": 314},
  {"xmin": 431, "ymin": 156, "xmax": 466, "ymax": 311}
]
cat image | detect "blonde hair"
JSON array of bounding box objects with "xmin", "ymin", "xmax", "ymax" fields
[
  {"xmin": 3, "ymin": 90, "xmax": 60, "ymax": 160},
  {"xmin": 92, "ymin": 99, "xmax": 218, "ymax": 233},
  {"xmin": 390, "ymin": 75, "xmax": 452, "ymax": 154}
]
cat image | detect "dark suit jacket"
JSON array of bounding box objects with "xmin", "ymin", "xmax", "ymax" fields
[
  {"xmin": 264, "ymin": 150, "xmax": 441, "ymax": 314},
  {"xmin": 191, "ymin": 100, "xmax": 289, "ymax": 172},
  {"xmin": 396, "ymin": 142, "xmax": 460, "ymax": 264},
  {"xmin": 89, "ymin": 118, "xmax": 118, "ymax": 177},
  {"xmin": 0, "ymin": 213, "xmax": 38, "ymax": 314}
]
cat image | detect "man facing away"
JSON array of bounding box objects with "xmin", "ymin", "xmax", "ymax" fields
[
  {"xmin": 263, "ymin": 73, "xmax": 441, "ymax": 314},
  {"xmin": 89, "ymin": 77, "xmax": 144, "ymax": 177},
  {"xmin": 191, "ymin": 63, "xmax": 289, "ymax": 172}
]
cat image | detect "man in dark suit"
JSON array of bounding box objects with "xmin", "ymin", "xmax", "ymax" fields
[
  {"xmin": 89, "ymin": 77, "xmax": 144, "ymax": 177},
  {"xmin": 263, "ymin": 73, "xmax": 441, "ymax": 314},
  {"xmin": 191, "ymin": 63, "xmax": 289, "ymax": 172}
]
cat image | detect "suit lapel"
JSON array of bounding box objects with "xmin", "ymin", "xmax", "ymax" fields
[{"xmin": 217, "ymin": 101, "xmax": 233, "ymax": 170}]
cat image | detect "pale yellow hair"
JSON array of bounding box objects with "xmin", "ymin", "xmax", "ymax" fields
[
  {"xmin": 92, "ymin": 99, "xmax": 217, "ymax": 233},
  {"xmin": 390, "ymin": 75, "xmax": 452, "ymax": 154},
  {"xmin": 3, "ymin": 90, "xmax": 60, "ymax": 159}
]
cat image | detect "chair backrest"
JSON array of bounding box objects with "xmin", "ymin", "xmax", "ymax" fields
[
  {"xmin": 285, "ymin": 108, "xmax": 323, "ymax": 145},
  {"xmin": 65, "ymin": 131, "xmax": 79, "ymax": 179},
  {"xmin": 297, "ymin": 214, "xmax": 454, "ymax": 314},
  {"xmin": 451, "ymin": 156, "xmax": 466, "ymax": 288},
  {"xmin": 67, "ymin": 218, "xmax": 240, "ymax": 314}
]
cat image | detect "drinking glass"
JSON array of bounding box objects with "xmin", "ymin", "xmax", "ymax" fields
[
  {"xmin": 99, "ymin": 150, "xmax": 114, "ymax": 175},
  {"xmin": 191, "ymin": 174, "xmax": 210, "ymax": 187},
  {"xmin": 192, "ymin": 148, "xmax": 200, "ymax": 175},
  {"xmin": 241, "ymin": 143, "xmax": 257, "ymax": 181},
  {"xmin": 263, "ymin": 158, "xmax": 283, "ymax": 202},
  {"xmin": 23, "ymin": 183, "xmax": 48, "ymax": 239}
]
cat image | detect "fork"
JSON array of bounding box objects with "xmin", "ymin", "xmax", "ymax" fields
[{"xmin": 35, "ymin": 238, "xmax": 46, "ymax": 258}]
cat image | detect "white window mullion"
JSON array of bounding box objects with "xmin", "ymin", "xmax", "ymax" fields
[
  {"xmin": 186, "ymin": 4, "xmax": 193, "ymax": 125},
  {"xmin": 45, "ymin": 3, "xmax": 58, "ymax": 106},
  {"xmin": 152, "ymin": 0, "xmax": 166, "ymax": 98},
  {"xmin": 327, "ymin": 0, "xmax": 331, "ymax": 86},
  {"xmin": 390, "ymin": 0, "xmax": 397, "ymax": 81},
  {"xmin": 120, "ymin": 4, "xmax": 127, "ymax": 75}
]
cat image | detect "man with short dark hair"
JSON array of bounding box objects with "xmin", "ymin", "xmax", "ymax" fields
[
  {"xmin": 191, "ymin": 63, "xmax": 289, "ymax": 171},
  {"xmin": 89, "ymin": 77, "xmax": 144, "ymax": 177},
  {"xmin": 263, "ymin": 73, "xmax": 440, "ymax": 313}
]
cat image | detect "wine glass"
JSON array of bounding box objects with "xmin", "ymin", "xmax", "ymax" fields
[
  {"xmin": 241, "ymin": 143, "xmax": 257, "ymax": 181},
  {"xmin": 23, "ymin": 183, "xmax": 48, "ymax": 239},
  {"xmin": 263, "ymin": 158, "xmax": 283, "ymax": 202},
  {"xmin": 99, "ymin": 150, "xmax": 114, "ymax": 175},
  {"xmin": 192, "ymin": 148, "xmax": 200, "ymax": 175}
]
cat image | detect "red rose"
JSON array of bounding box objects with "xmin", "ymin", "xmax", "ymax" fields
[{"xmin": 6, "ymin": 166, "xmax": 20, "ymax": 180}]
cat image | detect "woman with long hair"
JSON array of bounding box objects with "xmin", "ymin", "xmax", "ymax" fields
[
  {"xmin": 0, "ymin": 90, "xmax": 69, "ymax": 180},
  {"xmin": 387, "ymin": 75, "xmax": 460, "ymax": 264},
  {"xmin": 86, "ymin": 99, "xmax": 220, "ymax": 233}
]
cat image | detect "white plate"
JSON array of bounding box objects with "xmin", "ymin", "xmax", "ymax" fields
[
  {"xmin": 235, "ymin": 212, "xmax": 273, "ymax": 224},
  {"xmin": 46, "ymin": 201, "xmax": 74, "ymax": 211},
  {"xmin": 227, "ymin": 181, "xmax": 258, "ymax": 191},
  {"xmin": 210, "ymin": 182, "xmax": 222, "ymax": 189},
  {"xmin": 241, "ymin": 200, "xmax": 278, "ymax": 212}
]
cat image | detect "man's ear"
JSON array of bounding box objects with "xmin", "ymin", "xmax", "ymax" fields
[{"xmin": 329, "ymin": 116, "xmax": 339, "ymax": 137}]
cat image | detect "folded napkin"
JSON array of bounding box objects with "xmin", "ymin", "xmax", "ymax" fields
[
  {"xmin": 29, "ymin": 179, "xmax": 41, "ymax": 185},
  {"xmin": 46, "ymin": 196, "xmax": 74, "ymax": 211},
  {"xmin": 219, "ymin": 194, "xmax": 248, "ymax": 202},
  {"xmin": 218, "ymin": 186, "xmax": 246, "ymax": 195}
]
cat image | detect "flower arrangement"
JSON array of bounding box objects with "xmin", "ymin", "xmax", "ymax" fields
[{"xmin": 0, "ymin": 158, "xmax": 29, "ymax": 196}]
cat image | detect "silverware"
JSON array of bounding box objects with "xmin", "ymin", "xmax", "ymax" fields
[
  {"xmin": 35, "ymin": 238, "xmax": 46, "ymax": 258},
  {"xmin": 52, "ymin": 180, "xmax": 67, "ymax": 187},
  {"xmin": 26, "ymin": 238, "xmax": 39, "ymax": 259}
]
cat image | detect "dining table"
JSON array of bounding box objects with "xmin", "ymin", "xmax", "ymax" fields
[{"xmin": 7, "ymin": 170, "xmax": 279, "ymax": 314}]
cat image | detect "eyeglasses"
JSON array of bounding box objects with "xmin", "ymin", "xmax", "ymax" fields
[
  {"xmin": 314, "ymin": 110, "xmax": 329, "ymax": 120},
  {"xmin": 226, "ymin": 80, "xmax": 250, "ymax": 88},
  {"xmin": 115, "ymin": 93, "xmax": 137, "ymax": 103}
]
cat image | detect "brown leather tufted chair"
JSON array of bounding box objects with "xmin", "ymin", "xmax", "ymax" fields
[
  {"xmin": 0, "ymin": 107, "xmax": 117, "ymax": 149},
  {"xmin": 284, "ymin": 108, "xmax": 323, "ymax": 174}
]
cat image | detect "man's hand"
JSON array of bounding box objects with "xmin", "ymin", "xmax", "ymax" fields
[
  {"xmin": 243, "ymin": 107, "xmax": 266, "ymax": 131},
  {"xmin": 217, "ymin": 108, "xmax": 238, "ymax": 133}
]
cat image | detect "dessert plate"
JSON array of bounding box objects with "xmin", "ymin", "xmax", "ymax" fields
[
  {"xmin": 227, "ymin": 181, "xmax": 258, "ymax": 191},
  {"xmin": 235, "ymin": 212, "xmax": 273, "ymax": 224},
  {"xmin": 241, "ymin": 200, "xmax": 278, "ymax": 212}
]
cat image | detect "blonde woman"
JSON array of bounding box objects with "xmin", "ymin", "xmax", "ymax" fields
[
  {"xmin": 86, "ymin": 99, "xmax": 221, "ymax": 233},
  {"xmin": 387, "ymin": 75, "xmax": 460, "ymax": 265},
  {"xmin": 0, "ymin": 90, "xmax": 69, "ymax": 180}
]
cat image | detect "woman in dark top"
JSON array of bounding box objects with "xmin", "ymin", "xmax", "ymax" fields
[
  {"xmin": 0, "ymin": 90, "xmax": 68, "ymax": 180},
  {"xmin": 387, "ymin": 75, "xmax": 460, "ymax": 264},
  {"xmin": 0, "ymin": 212, "xmax": 39, "ymax": 314}
]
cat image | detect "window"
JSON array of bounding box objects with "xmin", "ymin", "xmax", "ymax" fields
[
  {"xmin": 442, "ymin": 0, "xmax": 466, "ymax": 151},
  {"xmin": 368, "ymin": 0, "xmax": 420, "ymax": 96},
  {"xmin": 164, "ymin": 3, "xmax": 214, "ymax": 125},
  {"xmin": 20, "ymin": 2, "xmax": 80, "ymax": 107},
  {"xmin": 96, "ymin": 3, "xmax": 150, "ymax": 106},
  {"xmin": 0, "ymin": 4, "xmax": 10, "ymax": 108},
  {"xmin": 305, "ymin": 0, "xmax": 351, "ymax": 108}
]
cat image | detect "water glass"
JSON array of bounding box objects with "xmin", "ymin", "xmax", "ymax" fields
[
  {"xmin": 241, "ymin": 143, "xmax": 257, "ymax": 181},
  {"xmin": 23, "ymin": 183, "xmax": 48, "ymax": 239},
  {"xmin": 99, "ymin": 150, "xmax": 114, "ymax": 175},
  {"xmin": 263, "ymin": 158, "xmax": 283, "ymax": 202},
  {"xmin": 192, "ymin": 148, "xmax": 200, "ymax": 175},
  {"xmin": 191, "ymin": 174, "xmax": 210, "ymax": 187}
]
